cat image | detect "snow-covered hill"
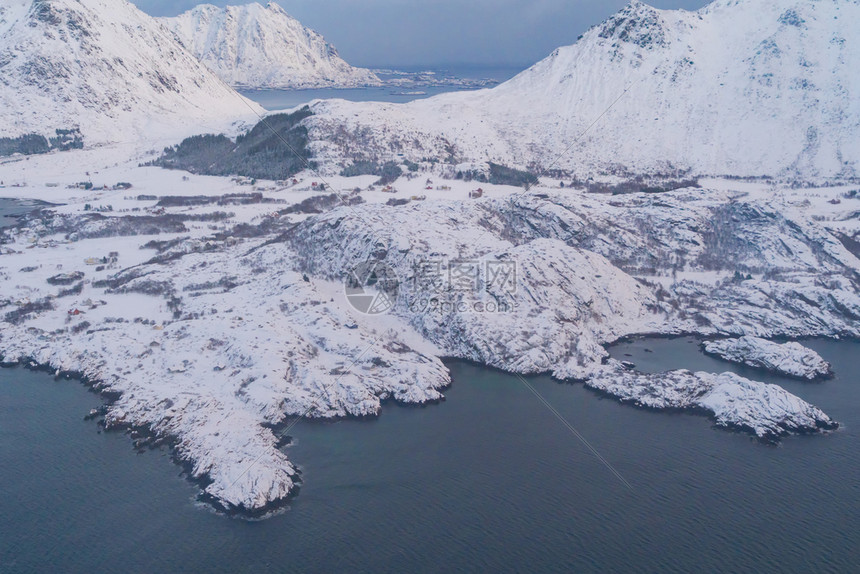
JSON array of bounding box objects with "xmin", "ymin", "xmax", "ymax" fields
[
  {"xmin": 308, "ymin": 0, "xmax": 860, "ymax": 179},
  {"xmin": 162, "ymin": 3, "xmax": 381, "ymax": 89},
  {"xmin": 3, "ymin": 162, "xmax": 858, "ymax": 512},
  {"xmin": 0, "ymin": 0, "xmax": 262, "ymax": 145}
]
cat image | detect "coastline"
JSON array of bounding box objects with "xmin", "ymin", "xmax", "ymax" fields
[
  {"xmin": 0, "ymin": 325, "xmax": 844, "ymax": 518},
  {"xmin": 3, "ymin": 142, "xmax": 860, "ymax": 515}
]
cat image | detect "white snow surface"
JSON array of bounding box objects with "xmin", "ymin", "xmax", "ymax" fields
[
  {"xmin": 0, "ymin": 0, "xmax": 263, "ymax": 144},
  {"xmin": 307, "ymin": 0, "xmax": 860, "ymax": 179},
  {"xmin": 161, "ymin": 3, "xmax": 381, "ymax": 89},
  {"xmin": 587, "ymin": 368, "xmax": 836, "ymax": 440},
  {"xmin": 703, "ymin": 336, "xmax": 832, "ymax": 380},
  {"xmin": 2, "ymin": 0, "xmax": 859, "ymax": 516},
  {"xmin": 1, "ymin": 143, "xmax": 858, "ymax": 514}
]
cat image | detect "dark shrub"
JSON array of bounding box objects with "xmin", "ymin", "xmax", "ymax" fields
[
  {"xmin": 0, "ymin": 128, "xmax": 83, "ymax": 157},
  {"xmin": 340, "ymin": 160, "xmax": 381, "ymax": 177},
  {"xmin": 47, "ymin": 271, "xmax": 85, "ymax": 286},
  {"xmin": 488, "ymin": 163, "xmax": 539, "ymax": 187},
  {"xmin": 340, "ymin": 160, "xmax": 403, "ymax": 185},
  {"xmin": 151, "ymin": 107, "xmax": 314, "ymax": 180},
  {"xmin": 71, "ymin": 321, "xmax": 91, "ymax": 334},
  {"xmin": 4, "ymin": 298, "xmax": 54, "ymax": 325},
  {"xmin": 0, "ymin": 134, "xmax": 50, "ymax": 156}
]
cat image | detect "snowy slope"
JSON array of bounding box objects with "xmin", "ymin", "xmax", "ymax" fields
[
  {"xmin": 309, "ymin": 0, "xmax": 860, "ymax": 179},
  {"xmin": 162, "ymin": 3, "xmax": 381, "ymax": 89},
  {"xmin": 0, "ymin": 0, "xmax": 263, "ymax": 144}
]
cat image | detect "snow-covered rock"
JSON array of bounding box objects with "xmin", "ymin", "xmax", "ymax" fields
[
  {"xmin": 703, "ymin": 336, "xmax": 832, "ymax": 380},
  {"xmin": 2, "ymin": 151, "xmax": 857, "ymax": 515},
  {"xmin": 286, "ymin": 203, "xmax": 659, "ymax": 379},
  {"xmin": 307, "ymin": 0, "xmax": 860, "ymax": 179},
  {"xmin": 485, "ymin": 188, "xmax": 860, "ymax": 341},
  {"xmin": 0, "ymin": 236, "xmax": 451, "ymax": 515},
  {"xmin": 162, "ymin": 3, "xmax": 381, "ymax": 89},
  {"xmin": 0, "ymin": 0, "xmax": 262, "ymax": 144},
  {"xmin": 587, "ymin": 367, "xmax": 837, "ymax": 441}
]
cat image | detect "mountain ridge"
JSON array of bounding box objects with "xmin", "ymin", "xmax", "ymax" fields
[
  {"xmin": 0, "ymin": 0, "xmax": 263, "ymax": 146},
  {"xmin": 161, "ymin": 2, "xmax": 381, "ymax": 89},
  {"xmin": 307, "ymin": 0, "xmax": 860, "ymax": 179}
]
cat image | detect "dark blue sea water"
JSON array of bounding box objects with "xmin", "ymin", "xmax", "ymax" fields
[
  {"xmin": 0, "ymin": 198, "xmax": 47, "ymax": 229},
  {"xmin": 1, "ymin": 337, "xmax": 859, "ymax": 573},
  {"xmin": 240, "ymin": 66, "xmax": 524, "ymax": 110}
]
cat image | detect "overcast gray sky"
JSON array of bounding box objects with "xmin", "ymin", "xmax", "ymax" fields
[{"xmin": 132, "ymin": 0, "xmax": 710, "ymax": 68}]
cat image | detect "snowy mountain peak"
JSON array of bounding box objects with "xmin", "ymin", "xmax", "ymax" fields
[
  {"xmin": 161, "ymin": 2, "xmax": 381, "ymax": 89},
  {"xmin": 308, "ymin": 0, "xmax": 860, "ymax": 179},
  {"xmin": 264, "ymin": 1, "xmax": 287, "ymax": 14},
  {"xmin": 597, "ymin": 1, "xmax": 668, "ymax": 49},
  {"xmin": 0, "ymin": 0, "xmax": 261, "ymax": 145},
  {"xmin": 778, "ymin": 8, "xmax": 806, "ymax": 27}
]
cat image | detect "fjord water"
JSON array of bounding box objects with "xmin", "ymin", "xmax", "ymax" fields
[
  {"xmin": 1, "ymin": 337, "xmax": 859, "ymax": 573},
  {"xmin": 0, "ymin": 198, "xmax": 43, "ymax": 229},
  {"xmin": 240, "ymin": 66, "xmax": 524, "ymax": 110}
]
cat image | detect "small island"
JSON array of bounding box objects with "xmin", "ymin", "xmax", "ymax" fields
[
  {"xmin": 702, "ymin": 337, "xmax": 833, "ymax": 381},
  {"xmin": 587, "ymin": 366, "xmax": 837, "ymax": 442}
]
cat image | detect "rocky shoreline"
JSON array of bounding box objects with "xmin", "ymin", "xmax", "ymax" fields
[
  {"xmin": 4, "ymin": 342, "xmax": 842, "ymax": 519},
  {"xmin": 3, "ymin": 169, "xmax": 860, "ymax": 516},
  {"xmin": 1, "ymin": 355, "xmax": 309, "ymax": 520}
]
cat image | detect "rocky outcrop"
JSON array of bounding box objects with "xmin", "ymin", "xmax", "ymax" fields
[
  {"xmin": 2, "ymin": 176, "xmax": 856, "ymax": 515},
  {"xmin": 702, "ymin": 336, "xmax": 832, "ymax": 380},
  {"xmin": 587, "ymin": 367, "xmax": 837, "ymax": 441}
]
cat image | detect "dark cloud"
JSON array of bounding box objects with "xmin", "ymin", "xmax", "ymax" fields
[{"xmin": 131, "ymin": 0, "xmax": 711, "ymax": 67}]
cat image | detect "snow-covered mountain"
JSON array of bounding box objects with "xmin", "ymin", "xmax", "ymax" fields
[
  {"xmin": 309, "ymin": 0, "xmax": 860, "ymax": 179},
  {"xmin": 162, "ymin": 3, "xmax": 381, "ymax": 89},
  {"xmin": 0, "ymin": 0, "xmax": 262, "ymax": 145}
]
